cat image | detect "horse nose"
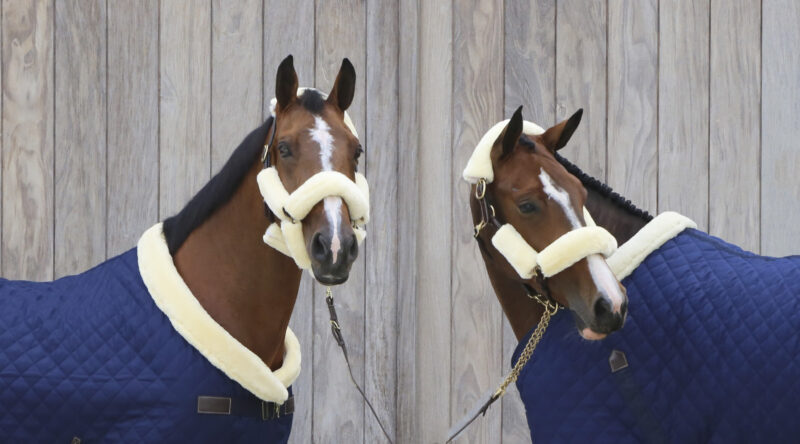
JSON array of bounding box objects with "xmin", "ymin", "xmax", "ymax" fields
[
  {"xmin": 339, "ymin": 231, "xmax": 358, "ymax": 265},
  {"xmin": 311, "ymin": 231, "xmax": 331, "ymax": 263},
  {"xmin": 593, "ymin": 296, "xmax": 625, "ymax": 333}
]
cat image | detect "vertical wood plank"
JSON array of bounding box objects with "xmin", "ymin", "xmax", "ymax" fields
[
  {"xmin": 262, "ymin": 2, "xmax": 315, "ymax": 442},
  {"xmin": 54, "ymin": 0, "xmax": 106, "ymax": 277},
  {"xmin": 762, "ymin": 0, "xmax": 800, "ymax": 255},
  {"xmin": 159, "ymin": 0, "xmax": 211, "ymax": 218},
  {"xmin": 658, "ymin": 0, "xmax": 710, "ymax": 229},
  {"xmin": 107, "ymin": 0, "xmax": 158, "ymax": 256},
  {"xmin": 502, "ymin": 2, "xmax": 554, "ymax": 441},
  {"xmin": 415, "ymin": 0, "xmax": 452, "ymax": 442},
  {"xmin": 555, "ymin": 0, "xmax": 607, "ymax": 180},
  {"xmin": 263, "ymin": 0, "xmax": 314, "ymax": 116},
  {"xmin": 451, "ymin": 0, "xmax": 503, "ymax": 442},
  {"xmin": 709, "ymin": 0, "xmax": 760, "ymax": 252},
  {"xmin": 1, "ymin": 0, "xmax": 54, "ymax": 280},
  {"xmin": 211, "ymin": 0, "xmax": 262, "ymax": 171},
  {"xmin": 365, "ymin": 0, "xmax": 398, "ymax": 441},
  {"xmin": 312, "ymin": 1, "xmax": 367, "ymax": 442},
  {"xmin": 396, "ymin": 0, "xmax": 419, "ymax": 441},
  {"xmin": 607, "ymin": 0, "xmax": 658, "ymax": 215}
]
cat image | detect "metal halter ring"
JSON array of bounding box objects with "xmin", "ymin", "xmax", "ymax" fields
[{"xmin": 475, "ymin": 178, "xmax": 487, "ymax": 200}]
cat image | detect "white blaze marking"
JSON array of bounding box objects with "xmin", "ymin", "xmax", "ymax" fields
[
  {"xmin": 310, "ymin": 116, "xmax": 343, "ymax": 262},
  {"xmin": 539, "ymin": 168, "xmax": 625, "ymax": 313},
  {"xmin": 539, "ymin": 169, "xmax": 582, "ymax": 228}
]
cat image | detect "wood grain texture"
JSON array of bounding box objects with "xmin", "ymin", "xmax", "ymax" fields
[
  {"xmin": 261, "ymin": 2, "xmax": 316, "ymax": 442},
  {"xmin": 365, "ymin": 0, "xmax": 398, "ymax": 441},
  {"xmin": 451, "ymin": 0, "xmax": 503, "ymax": 442},
  {"xmin": 607, "ymin": 0, "xmax": 658, "ymax": 215},
  {"xmin": 263, "ymin": 0, "xmax": 314, "ymax": 116},
  {"xmin": 555, "ymin": 0, "xmax": 607, "ymax": 180},
  {"xmin": 502, "ymin": 3, "xmax": 555, "ymax": 441},
  {"xmin": 658, "ymin": 0, "xmax": 710, "ymax": 229},
  {"xmin": 415, "ymin": 0, "xmax": 452, "ymax": 442},
  {"xmin": 396, "ymin": 0, "xmax": 419, "ymax": 442},
  {"xmin": 107, "ymin": 0, "xmax": 158, "ymax": 256},
  {"xmin": 709, "ymin": 0, "xmax": 760, "ymax": 252},
  {"xmin": 762, "ymin": 0, "xmax": 800, "ymax": 255},
  {"xmin": 211, "ymin": 0, "xmax": 262, "ymax": 172},
  {"xmin": 504, "ymin": 0, "xmax": 555, "ymax": 126},
  {"xmin": 1, "ymin": 0, "xmax": 54, "ymax": 280},
  {"xmin": 159, "ymin": 0, "xmax": 211, "ymax": 218},
  {"xmin": 54, "ymin": 0, "xmax": 106, "ymax": 277},
  {"xmin": 312, "ymin": 1, "xmax": 367, "ymax": 442}
]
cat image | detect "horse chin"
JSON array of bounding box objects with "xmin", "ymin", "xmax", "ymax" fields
[
  {"xmin": 571, "ymin": 311, "xmax": 608, "ymax": 340},
  {"xmin": 313, "ymin": 272, "xmax": 349, "ymax": 286},
  {"xmin": 578, "ymin": 328, "xmax": 607, "ymax": 341}
]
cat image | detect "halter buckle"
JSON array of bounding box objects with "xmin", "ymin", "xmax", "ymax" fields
[{"xmin": 474, "ymin": 220, "xmax": 487, "ymax": 238}]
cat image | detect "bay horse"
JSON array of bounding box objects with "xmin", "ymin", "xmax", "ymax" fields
[
  {"xmin": 456, "ymin": 106, "xmax": 800, "ymax": 442},
  {"xmin": 0, "ymin": 55, "xmax": 368, "ymax": 443}
]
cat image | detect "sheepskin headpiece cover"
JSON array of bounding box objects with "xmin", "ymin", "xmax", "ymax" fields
[
  {"xmin": 463, "ymin": 119, "xmax": 617, "ymax": 279},
  {"xmin": 257, "ymin": 88, "xmax": 370, "ymax": 270}
]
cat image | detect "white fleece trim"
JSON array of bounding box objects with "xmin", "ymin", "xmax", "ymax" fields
[
  {"xmin": 269, "ymin": 87, "xmax": 359, "ymax": 138},
  {"xmin": 463, "ymin": 119, "xmax": 545, "ymax": 184},
  {"xmin": 536, "ymin": 226, "xmax": 617, "ymax": 277},
  {"xmin": 257, "ymin": 168, "xmax": 369, "ymax": 223},
  {"xmin": 256, "ymin": 167, "xmax": 369, "ymax": 269},
  {"xmin": 608, "ymin": 211, "xmax": 697, "ymax": 280},
  {"xmin": 137, "ymin": 223, "xmax": 301, "ymax": 403},
  {"xmin": 491, "ymin": 225, "xmax": 540, "ymax": 279},
  {"xmin": 491, "ymin": 223, "xmax": 617, "ymax": 279}
]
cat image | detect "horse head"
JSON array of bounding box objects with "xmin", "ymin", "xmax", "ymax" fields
[
  {"xmin": 265, "ymin": 55, "xmax": 364, "ymax": 285},
  {"xmin": 470, "ymin": 106, "xmax": 628, "ymax": 339}
]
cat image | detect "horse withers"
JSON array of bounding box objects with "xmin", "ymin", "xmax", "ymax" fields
[{"xmin": 0, "ymin": 55, "xmax": 369, "ymax": 443}]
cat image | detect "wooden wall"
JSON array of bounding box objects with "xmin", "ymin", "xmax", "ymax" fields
[{"xmin": 1, "ymin": 1, "xmax": 798, "ymax": 443}]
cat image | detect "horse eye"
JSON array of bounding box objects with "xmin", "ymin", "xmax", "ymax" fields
[
  {"xmin": 518, "ymin": 202, "xmax": 538, "ymax": 214},
  {"xmin": 355, "ymin": 145, "xmax": 363, "ymax": 160},
  {"xmin": 278, "ymin": 142, "xmax": 291, "ymax": 158}
]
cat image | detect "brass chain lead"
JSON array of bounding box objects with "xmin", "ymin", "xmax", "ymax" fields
[{"xmin": 495, "ymin": 296, "xmax": 559, "ymax": 397}]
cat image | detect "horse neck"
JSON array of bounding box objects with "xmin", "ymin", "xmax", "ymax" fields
[
  {"xmin": 173, "ymin": 160, "xmax": 302, "ymax": 370},
  {"xmin": 583, "ymin": 187, "xmax": 649, "ymax": 245},
  {"xmin": 473, "ymin": 185, "xmax": 649, "ymax": 342}
]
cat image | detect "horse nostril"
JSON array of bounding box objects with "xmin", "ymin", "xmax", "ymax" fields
[
  {"xmin": 594, "ymin": 297, "xmax": 612, "ymax": 319},
  {"xmin": 346, "ymin": 234, "xmax": 358, "ymax": 261},
  {"xmin": 311, "ymin": 232, "xmax": 330, "ymax": 262}
]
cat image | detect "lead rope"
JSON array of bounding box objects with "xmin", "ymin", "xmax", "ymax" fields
[
  {"xmin": 446, "ymin": 290, "xmax": 560, "ymax": 443},
  {"xmin": 325, "ymin": 287, "xmax": 395, "ymax": 444}
]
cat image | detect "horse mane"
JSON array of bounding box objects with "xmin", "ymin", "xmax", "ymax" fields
[
  {"xmin": 553, "ymin": 152, "xmax": 653, "ymax": 222},
  {"xmin": 162, "ymin": 117, "xmax": 273, "ymax": 255}
]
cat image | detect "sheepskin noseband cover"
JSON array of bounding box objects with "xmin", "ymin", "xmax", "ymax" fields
[
  {"xmin": 491, "ymin": 211, "xmax": 617, "ymax": 279},
  {"xmin": 257, "ymin": 167, "xmax": 370, "ymax": 269},
  {"xmin": 464, "ymin": 118, "xmax": 617, "ymax": 280}
]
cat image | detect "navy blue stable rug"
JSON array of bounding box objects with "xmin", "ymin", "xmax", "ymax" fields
[
  {"xmin": 513, "ymin": 212, "xmax": 800, "ymax": 443},
  {"xmin": 0, "ymin": 224, "xmax": 300, "ymax": 443}
]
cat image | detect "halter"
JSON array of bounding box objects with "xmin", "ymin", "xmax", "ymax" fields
[
  {"xmin": 257, "ymin": 90, "xmax": 393, "ymax": 442},
  {"xmin": 257, "ymin": 88, "xmax": 369, "ymax": 270},
  {"xmin": 448, "ymin": 119, "xmax": 618, "ymax": 442}
]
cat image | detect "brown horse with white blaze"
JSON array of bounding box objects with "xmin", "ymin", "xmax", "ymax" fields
[
  {"xmin": 469, "ymin": 106, "xmax": 627, "ymax": 341},
  {"xmin": 167, "ymin": 55, "xmax": 362, "ymax": 370}
]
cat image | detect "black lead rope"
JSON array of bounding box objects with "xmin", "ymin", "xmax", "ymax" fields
[
  {"xmin": 263, "ymin": 116, "xmax": 392, "ymax": 442},
  {"xmin": 325, "ymin": 288, "xmax": 395, "ymax": 444}
]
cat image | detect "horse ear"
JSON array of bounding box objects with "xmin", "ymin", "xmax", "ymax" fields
[
  {"xmin": 496, "ymin": 105, "xmax": 524, "ymax": 159},
  {"xmin": 275, "ymin": 55, "xmax": 298, "ymax": 111},
  {"xmin": 328, "ymin": 58, "xmax": 356, "ymax": 111},
  {"xmin": 541, "ymin": 109, "xmax": 583, "ymax": 152}
]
